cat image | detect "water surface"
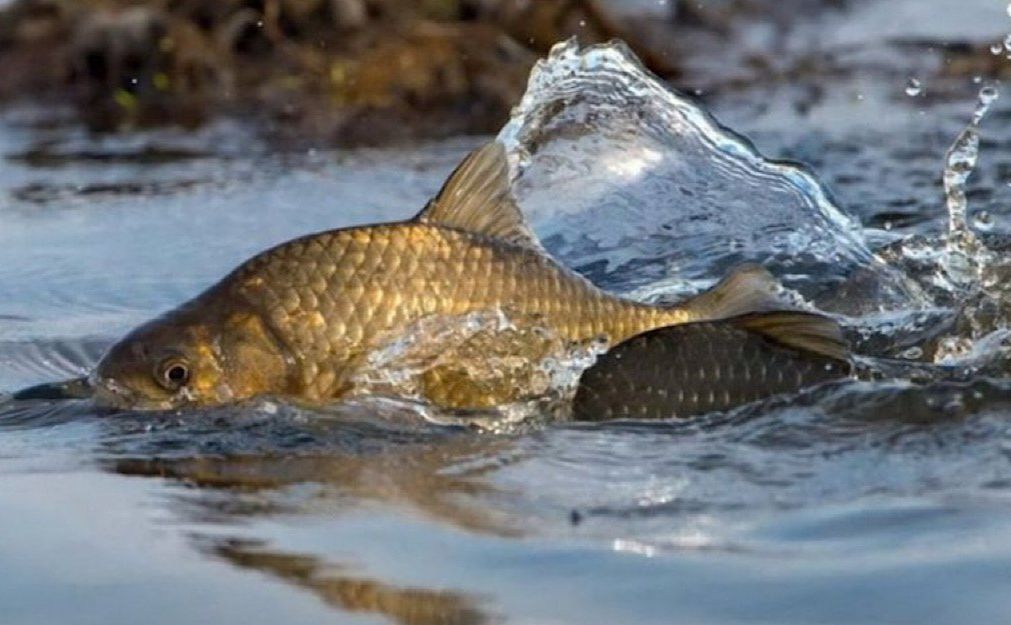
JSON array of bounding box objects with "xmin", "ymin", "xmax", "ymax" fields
[{"xmin": 4, "ymin": 3, "xmax": 1011, "ymax": 623}]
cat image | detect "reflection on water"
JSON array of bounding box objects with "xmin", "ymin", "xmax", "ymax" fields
[
  {"xmin": 203, "ymin": 539, "xmax": 490, "ymax": 625},
  {"xmin": 108, "ymin": 430, "xmax": 522, "ymax": 537},
  {"xmin": 6, "ymin": 378, "xmax": 1011, "ymax": 624}
]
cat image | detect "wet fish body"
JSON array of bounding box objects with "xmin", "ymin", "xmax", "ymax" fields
[
  {"xmin": 573, "ymin": 313, "xmax": 851, "ymax": 421},
  {"xmin": 230, "ymin": 220, "xmax": 684, "ymax": 402}
]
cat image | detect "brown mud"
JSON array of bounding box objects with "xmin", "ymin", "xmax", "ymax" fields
[{"xmin": 0, "ymin": 0, "xmax": 676, "ymax": 144}]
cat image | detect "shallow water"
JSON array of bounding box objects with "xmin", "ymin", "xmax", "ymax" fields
[{"xmin": 5, "ymin": 2, "xmax": 1011, "ymax": 623}]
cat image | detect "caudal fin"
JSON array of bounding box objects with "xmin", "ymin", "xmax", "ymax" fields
[
  {"xmin": 677, "ymin": 264, "xmax": 848, "ymax": 361},
  {"xmin": 678, "ymin": 264, "xmax": 787, "ymax": 321}
]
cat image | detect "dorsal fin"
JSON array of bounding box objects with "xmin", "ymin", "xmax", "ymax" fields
[
  {"xmin": 414, "ymin": 142, "xmax": 541, "ymax": 250},
  {"xmin": 731, "ymin": 311, "xmax": 851, "ymax": 363},
  {"xmin": 680, "ymin": 264, "xmax": 787, "ymax": 321}
]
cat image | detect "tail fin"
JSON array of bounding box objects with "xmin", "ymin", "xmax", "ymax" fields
[
  {"xmin": 679, "ymin": 264, "xmax": 787, "ymax": 320},
  {"xmin": 674, "ymin": 265, "xmax": 848, "ymax": 361}
]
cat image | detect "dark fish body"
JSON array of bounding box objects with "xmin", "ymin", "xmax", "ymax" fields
[{"xmin": 573, "ymin": 313, "xmax": 851, "ymax": 421}]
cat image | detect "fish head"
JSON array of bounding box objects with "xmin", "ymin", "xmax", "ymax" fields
[{"xmin": 92, "ymin": 302, "xmax": 290, "ymax": 411}]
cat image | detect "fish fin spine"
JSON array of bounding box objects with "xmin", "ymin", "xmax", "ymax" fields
[{"xmin": 414, "ymin": 141, "xmax": 544, "ymax": 251}]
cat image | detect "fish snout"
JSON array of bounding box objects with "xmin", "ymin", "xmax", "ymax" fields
[
  {"xmin": 89, "ymin": 370, "xmax": 139, "ymax": 410},
  {"xmin": 10, "ymin": 377, "xmax": 93, "ymax": 402}
]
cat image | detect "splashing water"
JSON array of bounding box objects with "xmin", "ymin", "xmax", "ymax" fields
[
  {"xmin": 497, "ymin": 39, "xmax": 920, "ymax": 313},
  {"xmin": 942, "ymin": 83, "xmax": 999, "ymax": 287},
  {"xmin": 347, "ymin": 310, "xmax": 607, "ymax": 428},
  {"xmin": 862, "ymin": 78, "xmax": 1011, "ymax": 366},
  {"xmin": 929, "ymin": 83, "xmax": 1011, "ymax": 365}
]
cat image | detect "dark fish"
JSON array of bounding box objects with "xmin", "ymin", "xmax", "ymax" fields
[{"xmin": 573, "ymin": 312, "xmax": 852, "ymax": 421}]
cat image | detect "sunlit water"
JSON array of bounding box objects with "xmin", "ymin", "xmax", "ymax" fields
[{"xmin": 4, "ymin": 5, "xmax": 1011, "ymax": 624}]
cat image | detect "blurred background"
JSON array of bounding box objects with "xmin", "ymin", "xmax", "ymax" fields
[{"xmin": 0, "ymin": 0, "xmax": 1004, "ymax": 145}]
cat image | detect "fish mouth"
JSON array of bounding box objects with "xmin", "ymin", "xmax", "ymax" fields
[
  {"xmin": 91, "ymin": 381, "xmax": 135, "ymax": 409},
  {"xmin": 90, "ymin": 378, "xmax": 163, "ymax": 411},
  {"xmin": 9, "ymin": 376, "xmax": 176, "ymax": 413},
  {"xmin": 8, "ymin": 375, "xmax": 168, "ymax": 411},
  {"xmin": 11, "ymin": 376, "xmax": 94, "ymax": 402}
]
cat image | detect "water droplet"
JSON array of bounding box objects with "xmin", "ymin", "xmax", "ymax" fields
[
  {"xmin": 973, "ymin": 75, "xmax": 982, "ymax": 84},
  {"xmin": 992, "ymin": 43, "xmax": 1004, "ymax": 55},
  {"xmin": 884, "ymin": 220, "xmax": 893, "ymax": 231},
  {"xmin": 904, "ymin": 78, "xmax": 922, "ymax": 96},
  {"xmin": 979, "ymin": 84, "xmax": 1000, "ymax": 108},
  {"xmin": 900, "ymin": 346, "xmax": 923, "ymax": 360},
  {"xmin": 972, "ymin": 210, "xmax": 994, "ymax": 231},
  {"xmin": 578, "ymin": 19, "xmax": 586, "ymax": 27},
  {"xmin": 934, "ymin": 336, "xmax": 974, "ymax": 364}
]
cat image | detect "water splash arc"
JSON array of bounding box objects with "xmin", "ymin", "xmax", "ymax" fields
[{"xmin": 496, "ymin": 39, "xmax": 918, "ymax": 311}]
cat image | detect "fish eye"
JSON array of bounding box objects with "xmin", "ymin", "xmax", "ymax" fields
[{"xmin": 155, "ymin": 357, "xmax": 190, "ymax": 391}]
